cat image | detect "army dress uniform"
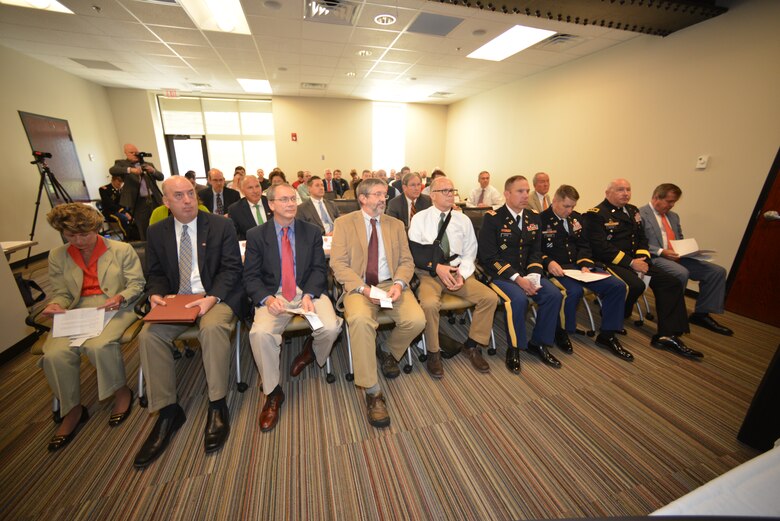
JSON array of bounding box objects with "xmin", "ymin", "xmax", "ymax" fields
[
  {"xmin": 478, "ymin": 205, "xmax": 562, "ymax": 352},
  {"xmin": 539, "ymin": 208, "xmax": 626, "ymax": 334},
  {"xmin": 98, "ymin": 182, "xmax": 133, "ymax": 239},
  {"xmin": 583, "ymin": 199, "xmax": 689, "ymax": 337}
]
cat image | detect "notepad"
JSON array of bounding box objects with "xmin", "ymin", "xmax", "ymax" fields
[{"xmin": 143, "ymin": 294, "xmax": 203, "ymax": 323}]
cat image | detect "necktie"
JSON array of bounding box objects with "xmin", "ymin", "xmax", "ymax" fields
[
  {"xmin": 216, "ymin": 193, "xmax": 224, "ymax": 215},
  {"xmin": 281, "ymin": 227, "xmax": 296, "ymax": 301},
  {"xmin": 477, "ymin": 189, "xmax": 485, "ymax": 205},
  {"xmin": 661, "ymin": 214, "xmax": 676, "ymax": 250},
  {"xmin": 410, "ymin": 199, "xmax": 417, "ymax": 219},
  {"xmin": 254, "ymin": 204, "xmax": 263, "ymax": 225},
  {"xmin": 562, "ymin": 218, "xmax": 569, "ymax": 233},
  {"xmin": 327, "ymin": 180, "xmax": 332, "ymax": 192},
  {"xmin": 543, "ymin": 196, "xmax": 549, "ymax": 210},
  {"xmin": 178, "ymin": 225, "xmax": 192, "ymax": 294},
  {"xmin": 438, "ymin": 212, "xmax": 450, "ymax": 258},
  {"xmin": 319, "ymin": 200, "xmax": 332, "ymax": 228},
  {"xmin": 366, "ymin": 218, "xmax": 379, "ymax": 286}
]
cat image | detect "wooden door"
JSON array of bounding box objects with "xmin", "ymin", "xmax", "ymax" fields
[{"xmin": 726, "ymin": 147, "xmax": 780, "ymax": 326}]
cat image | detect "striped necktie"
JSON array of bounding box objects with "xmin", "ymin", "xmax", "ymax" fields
[
  {"xmin": 216, "ymin": 193, "xmax": 224, "ymax": 215},
  {"xmin": 178, "ymin": 224, "xmax": 192, "ymax": 294}
]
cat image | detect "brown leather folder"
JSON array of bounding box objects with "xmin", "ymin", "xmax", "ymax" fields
[{"xmin": 143, "ymin": 294, "xmax": 203, "ymax": 323}]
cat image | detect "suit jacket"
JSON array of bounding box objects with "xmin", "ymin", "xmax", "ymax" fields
[
  {"xmin": 527, "ymin": 191, "xmax": 551, "ymax": 213},
  {"xmin": 227, "ymin": 197, "xmax": 273, "ymax": 240},
  {"xmin": 297, "ymin": 198, "xmax": 340, "ymax": 234},
  {"xmin": 145, "ymin": 211, "xmax": 244, "ymax": 316},
  {"xmin": 583, "ymin": 199, "xmax": 651, "ymax": 268},
  {"xmin": 109, "ymin": 159, "xmax": 164, "ymax": 208},
  {"xmin": 478, "ymin": 205, "xmax": 544, "ymax": 281},
  {"xmin": 538, "ymin": 208, "xmax": 594, "ymax": 270},
  {"xmin": 198, "ymin": 186, "xmax": 241, "ymax": 214},
  {"xmin": 639, "ymin": 204, "xmax": 683, "ymax": 256},
  {"xmin": 47, "ymin": 238, "xmax": 145, "ymax": 309},
  {"xmin": 386, "ymin": 193, "xmax": 432, "ymax": 228},
  {"xmin": 330, "ymin": 211, "xmax": 414, "ymax": 294},
  {"xmin": 335, "ymin": 178, "xmax": 349, "ymax": 194},
  {"xmin": 243, "ymin": 219, "xmax": 327, "ymax": 306},
  {"xmin": 323, "ymin": 178, "xmax": 343, "ymax": 196}
]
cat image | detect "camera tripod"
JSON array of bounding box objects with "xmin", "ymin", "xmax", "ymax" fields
[{"xmin": 27, "ymin": 151, "xmax": 72, "ymax": 267}]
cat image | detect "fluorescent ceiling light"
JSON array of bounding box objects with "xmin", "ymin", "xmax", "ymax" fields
[
  {"xmin": 467, "ymin": 25, "xmax": 555, "ymax": 62},
  {"xmin": 0, "ymin": 0, "xmax": 73, "ymax": 13},
  {"xmin": 178, "ymin": 0, "xmax": 250, "ymax": 34},
  {"xmin": 237, "ymin": 79, "xmax": 272, "ymax": 94}
]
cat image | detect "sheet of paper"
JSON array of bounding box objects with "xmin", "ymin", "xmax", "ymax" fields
[
  {"xmin": 286, "ymin": 307, "xmax": 324, "ymax": 330},
  {"xmin": 562, "ymin": 269, "xmax": 611, "ymax": 283},
  {"xmin": 368, "ymin": 286, "xmax": 393, "ymax": 308},
  {"xmin": 321, "ymin": 235, "xmax": 332, "ymax": 252},
  {"xmin": 524, "ymin": 273, "xmax": 542, "ymax": 289},
  {"xmin": 52, "ymin": 308, "xmax": 105, "ymax": 338},
  {"xmin": 669, "ymin": 238, "xmax": 716, "ymax": 258}
]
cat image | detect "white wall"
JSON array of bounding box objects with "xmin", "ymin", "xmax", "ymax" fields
[
  {"xmin": 445, "ymin": 0, "xmax": 780, "ymax": 272},
  {"xmin": 0, "ymin": 45, "xmax": 120, "ymax": 261}
]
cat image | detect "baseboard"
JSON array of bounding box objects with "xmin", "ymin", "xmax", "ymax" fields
[{"xmin": 0, "ymin": 332, "xmax": 42, "ymax": 365}]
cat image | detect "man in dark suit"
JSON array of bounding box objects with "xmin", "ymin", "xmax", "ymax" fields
[
  {"xmin": 334, "ymin": 169, "xmax": 349, "ymax": 195},
  {"xmin": 198, "ymin": 168, "xmax": 240, "ymax": 216},
  {"xmin": 109, "ymin": 143, "xmax": 164, "ymax": 240},
  {"xmin": 386, "ymin": 172, "xmax": 431, "ymax": 228},
  {"xmin": 390, "ymin": 166, "xmax": 409, "ymax": 193},
  {"xmin": 639, "ymin": 183, "xmax": 732, "ymax": 335},
  {"xmin": 322, "ymin": 170, "xmax": 342, "ymax": 197},
  {"xmin": 99, "ymin": 174, "xmax": 134, "ymax": 239},
  {"xmin": 133, "ymin": 176, "xmax": 244, "ymax": 469},
  {"xmin": 297, "ymin": 176, "xmax": 340, "ymax": 234},
  {"xmin": 478, "ymin": 175, "xmax": 564, "ymax": 373},
  {"xmin": 584, "ymin": 178, "xmax": 702, "ymax": 358},
  {"xmin": 244, "ymin": 183, "xmax": 342, "ymax": 432},
  {"xmin": 227, "ymin": 175, "xmax": 272, "ymax": 240}
]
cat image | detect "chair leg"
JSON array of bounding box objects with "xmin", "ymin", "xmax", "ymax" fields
[
  {"xmin": 325, "ymin": 356, "xmax": 336, "ymax": 383},
  {"xmin": 417, "ymin": 334, "xmax": 428, "ymax": 362},
  {"xmin": 235, "ymin": 321, "xmax": 248, "ymax": 392},
  {"xmin": 634, "ymin": 300, "xmax": 645, "ymax": 326},
  {"xmin": 582, "ymin": 298, "xmax": 597, "ymax": 337},
  {"xmin": 344, "ymin": 322, "xmax": 354, "ymax": 381},
  {"xmin": 643, "ymin": 294, "xmax": 655, "ymax": 321},
  {"xmin": 403, "ymin": 347, "xmax": 413, "ymax": 374}
]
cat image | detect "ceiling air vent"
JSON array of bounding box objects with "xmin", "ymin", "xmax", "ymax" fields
[
  {"xmin": 70, "ymin": 58, "xmax": 122, "ymax": 71},
  {"xmin": 303, "ymin": 0, "xmax": 360, "ymax": 26},
  {"xmin": 428, "ymin": 91, "xmax": 453, "ymax": 99},
  {"xmin": 301, "ymin": 82, "xmax": 327, "ymax": 90},
  {"xmin": 188, "ymin": 82, "xmax": 212, "ymax": 90},
  {"xmin": 532, "ymin": 34, "xmax": 585, "ymax": 51}
]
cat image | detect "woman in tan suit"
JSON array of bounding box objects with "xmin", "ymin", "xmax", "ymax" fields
[{"xmin": 40, "ymin": 203, "xmax": 145, "ymax": 451}]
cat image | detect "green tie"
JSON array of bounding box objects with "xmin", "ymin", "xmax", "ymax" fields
[
  {"xmin": 438, "ymin": 212, "xmax": 450, "ymax": 258},
  {"xmin": 254, "ymin": 204, "xmax": 263, "ymax": 224}
]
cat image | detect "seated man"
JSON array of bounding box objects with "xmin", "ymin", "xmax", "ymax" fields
[
  {"xmin": 297, "ymin": 171, "xmax": 312, "ymax": 202},
  {"xmin": 323, "ymin": 169, "xmax": 342, "ymax": 197},
  {"xmin": 297, "ymin": 176, "xmax": 340, "ymax": 235},
  {"xmin": 386, "ymin": 172, "xmax": 432, "ymax": 229},
  {"xmin": 468, "ymin": 171, "xmax": 504, "ymax": 209},
  {"xmin": 540, "ymin": 185, "xmax": 633, "ymax": 361},
  {"xmin": 527, "ymin": 172, "xmax": 551, "ymax": 213},
  {"xmin": 199, "ymin": 168, "xmax": 240, "ymax": 216},
  {"xmin": 99, "ymin": 174, "xmax": 134, "ymax": 239},
  {"xmin": 639, "ymin": 183, "xmax": 732, "ymax": 335},
  {"xmin": 227, "ymin": 175, "xmax": 272, "ymax": 240},
  {"xmin": 408, "ymin": 177, "xmax": 498, "ymax": 377},
  {"xmin": 134, "ymin": 176, "xmax": 244, "ymax": 469},
  {"xmin": 584, "ymin": 179, "xmax": 703, "ymax": 358},
  {"xmin": 330, "ymin": 178, "xmax": 425, "ymax": 428},
  {"xmin": 478, "ymin": 175, "xmax": 564, "ymax": 373},
  {"xmin": 244, "ymin": 183, "xmax": 342, "ymax": 432}
]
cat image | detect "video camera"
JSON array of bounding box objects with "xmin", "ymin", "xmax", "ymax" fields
[
  {"xmin": 31, "ymin": 151, "xmax": 52, "ymax": 164},
  {"xmin": 137, "ymin": 151, "xmax": 152, "ymax": 165}
]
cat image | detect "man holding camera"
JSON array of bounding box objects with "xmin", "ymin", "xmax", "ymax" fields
[{"xmin": 109, "ymin": 143, "xmax": 163, "ymax": 240}]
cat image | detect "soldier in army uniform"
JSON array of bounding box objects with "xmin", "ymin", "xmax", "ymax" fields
[
  {"xmin": 583, "ymin": 179, "xmax": 702, "ymax": 358},
  {"xmin": 98, "ymin": 174, "xmax": 134, "ymax": 240},
  {"xmin": 478, "ymin": 175, "xmax": 564, "ymax": 373},
  {"xmin": 540, "ymin": 185, "xmax": 632, "ymax": 361}
]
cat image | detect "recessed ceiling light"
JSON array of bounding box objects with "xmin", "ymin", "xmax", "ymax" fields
[
  {"xmin": 374, "ymin": 14, "xmax": 396, "ymax": 26},
  {"xmin": 237, "ymin": 78, "xmax": 273, "ymax": 94},
  {"xmin": 178, "ymin": 0, "xmax": 250, "ymax": 34},
  {"xmin": 263, "ymin": 0, "xmax": 281, "ymax": 10},
  {"xmin": 467, "ymin": 25, "xmax": 556, "ymax": 61},
  {"xmin": 472, "ymin": 29, "xmax": 486, "ymax": 37},
  {"xmin": 356, "ymin": 49, "xmax": 373, "ymax": 57},
  {"xmin": 346, "ymin": 72, "xmax": 356, "ymax": 77},
  {"xmin": 0, "ymin": 0, "xmax": 73, "ymax": 13}
]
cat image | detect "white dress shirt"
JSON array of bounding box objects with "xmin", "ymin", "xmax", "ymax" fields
[
  {"xmin": 311, "ymin": 196, "xmax": 334, "ymax": 234},
  {"xmin": 249, "ymin": 201, "xmax": 269, "ymax": 226},
  {"xmin": 174, "ymin": 216, "xmax": 205, "ymax": 294},
  {"xmin": 407, "ymin": 205, "xmax": 478, "ymax": 280},
  {"xmin": 468, "ymin": 184, "xmax": 504, "ymax": 209}
]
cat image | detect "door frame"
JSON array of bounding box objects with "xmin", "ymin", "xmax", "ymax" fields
[{"xmin": 163, "ymin": 134, "xmax": 210, "ymax": 177}]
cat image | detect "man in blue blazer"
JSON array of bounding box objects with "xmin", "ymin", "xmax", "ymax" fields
[
  {"xmin": 227, "ymin": 175, "xmax": 272, "ymax": 240},
  {"xmin": 134, "ymin": 176, "xmax": 244, "ymax": 469},
  {"xmin": 244, "ymin": 183, "xmax": 342, "ymax": 432},
  {"xmin": 639, "ymin": 183, "xmax": 732, "ymax": 335},
  {"xmin": 198, "ymin": 168, "xmax": 240, "ymax": 216}
]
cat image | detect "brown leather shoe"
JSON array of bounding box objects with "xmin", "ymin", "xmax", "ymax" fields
[
  {"xmin": 366, "ymin": 392, "xmax": 390, "ymax": 428},
  {"xmin": 290, "ymin": 336, "xmax": 316, "ymax": 376},
  {"xmin": 463, "ymin": 346, "xmax": 490, "ymax": 373},
  {"xmin": 259, "ymin": 391, "xmax": 285, "ymax": 432},
  {"xmin": 426, "ymin": 351, "xmax": 444, "ymax": 379}
]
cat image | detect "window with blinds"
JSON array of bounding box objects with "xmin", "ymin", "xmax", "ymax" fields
[{"xmin": 372, "ymin": 102, "xmax": 406, "ymax": 172}]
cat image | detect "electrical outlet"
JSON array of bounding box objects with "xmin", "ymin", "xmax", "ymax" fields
[{"xmin": 696, "ymin": 155, "xmax": 709, "ymax": 169}]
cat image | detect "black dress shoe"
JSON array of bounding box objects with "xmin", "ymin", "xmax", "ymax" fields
[
  {"xmin": 108, "ymin": 390, "xmax": 134, "ymax": 427},
  {"xmin": 505, "ymin": 347, "xmax": 521, "ymax": 374},
  {"xmin": 616, "ymin": 329, "xmax": 628, "ymax": 336},
  {"xmin": 48, "ymin": 405, "xmax": 89, "ymax": 452},
  {"xmin": 651, "ymin": 335, "xmax": 704, "ymax": 359},
  {"xmin": 134, "ymin": 404, "xmax": 186, "ymax": 469},
  {"xmin": 204, "ymin": 402, "xmax": 230, "ymax": 453},
  {"xmin": 689, "ymin": 313, "xmax": 734, "ymax": 336},
  {"xmin": 555, "ymin": 329, "xmax": 573, "ymax": 354},
  {"xmin": 595, "ymin": 333, "xmax": 634, "ymax": 362},
  {"xmin": 528, "ymin": 342, "xmax": 562, "ymax": 368}
]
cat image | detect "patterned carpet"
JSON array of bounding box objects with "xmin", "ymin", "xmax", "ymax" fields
[{"xmin": 1, "ymin": 265, "xmax": 777, "ymax": 520}]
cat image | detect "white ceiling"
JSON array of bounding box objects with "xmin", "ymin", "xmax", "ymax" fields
[{"xmin": 0, "ymin": 0, "xmax": 642, "ymax": 104}]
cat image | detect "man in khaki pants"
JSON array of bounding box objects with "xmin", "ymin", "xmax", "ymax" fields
[
  {"xmin": 330, "ymin": 178, "xmax": 425, "ymax": 429},
  {"xmin": 408, "ymin": 177, "xmax": 498, "ymax": 378}
]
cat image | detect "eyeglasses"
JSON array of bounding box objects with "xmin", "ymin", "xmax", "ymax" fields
[
  {"xmin": 270, "ymin": 196, "xmax": 297, "ymax": 204},
  {"xmin": 432, "ymin": 189, "xmax": 459, "ymax": 196},
  {"xmin": 366, "ymin": 191, "xmax": 388, "ymax": 199}
]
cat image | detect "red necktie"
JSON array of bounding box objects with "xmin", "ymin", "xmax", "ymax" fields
[
  {"xmin": 410, "ymin": 199, "xmax": 417, "ymax": 218},
  {"xmin": 661, "ymin": 214, "xmax": 676, "ymax": 250},
  {"xmin": 366, "ymin": 218, "xmax": 379, "ymax": 286},
  {"xmin": 281, "ymin": 227, "xmax": 296, "ymax": 301}
]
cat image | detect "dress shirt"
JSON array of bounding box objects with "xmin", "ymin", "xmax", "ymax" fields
[
  {"xmin": 468, "ymin": 185, "xmax": 504, "ymax": 208},
  {"xmin": 506, "ymin": 207, "xmax": 525, "ymax": 282},
  {"xmin": 407, "ymin": 206, "xmax": 478, "ymax": 280},
  {"xmin": 405, "ymin": 196, "xmax": 416, "ymax": 224},
  {"xmin": 536, "ymin": 192, "xmax": 550, "ymax": 210},
  {"xmin": 649, "ymin": 202, "xmax": 671, "ymax": 255},
  {"xmin": 250, "ymin": 201, "xmax": 269, "ymax": 225},
  {"xmin": 311, "ymin": 197, "xmax": 334, "ymax": 234},
  {"xmin": 174, "ymin": 217, "xmax": 204, "ymax": 294},
  {"xmin": 211, "ymin": 190, "xmax": 224, "ymax": 214},
  {"xmin": 361, "ymin": 211, "xmax": 391, "ymax": 283}
]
